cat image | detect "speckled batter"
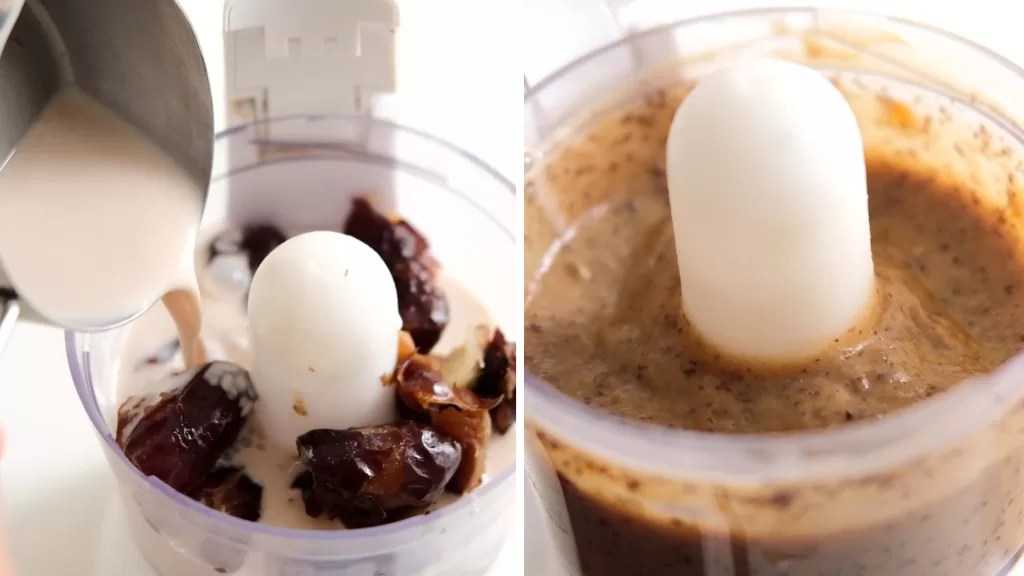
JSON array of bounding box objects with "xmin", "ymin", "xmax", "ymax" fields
[
  {"xmin": 526, "ymin": 159, "xmax": 1024, "ymax": 433},
  {"xmin": 525, "ymin": 81, "xmax": 1024, "ymax": 576}
]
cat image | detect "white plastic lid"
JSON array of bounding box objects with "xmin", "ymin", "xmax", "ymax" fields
[{"xmin": 223, "ymin": 0, "xmax": 399, "ymax": 139}]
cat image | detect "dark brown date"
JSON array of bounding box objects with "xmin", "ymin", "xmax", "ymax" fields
[
  {"xmin": 209, "ymin": 223, "xmax": 287, "ymax": 274},
  {"xmin": 343, "ymin": 198, "xmax": 449, "ymax": 352},
  {"xmin": 343, "ymin": 198, "xmax": 432, "ymax": 265},
  {"xmin": 240, "ymin": 224, "xmax": 287, "ymax": 273},
  {"xmin": 393, "ymin": 260, "xmax": 449, "ymax": 352},
  {"xmin": 197, "ymin": 467, "xmax": 263, "ymax": 522},
  {"xmin": 395, "ymin": 357, "xmax": 496, "ymax": 493},
  {"xmin": 474, "ymin": 330, "xmax": 517, "ymax": 434},
  {"xmin": 434, "ymin": 407, "xmax": 490, "ymax": 493},
  {"xmin": 119, "ymin": 362, "xmax": 257, "ymax": 496},
  {"xmin": 396, "ymin": 357, "xmax": 501, "ymax": 415},
  {"xmin": 117, "ymin": 392, "xmax": 170, "ymax": 447},
  {"xmin": 295, "ymin": 421, "xmax": 461, "ymax": 527}
]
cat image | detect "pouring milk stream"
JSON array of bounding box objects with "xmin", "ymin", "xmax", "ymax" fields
[
  {"xmin": 0, "ymin": 0, "xmax": 213, "ymax": 354},
  {"xmin": 0, "ymin": 88, "xmax": 210, "ymax": 362}
]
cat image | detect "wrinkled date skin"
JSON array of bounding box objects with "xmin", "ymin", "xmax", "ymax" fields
[
  {"xmin": 295, "ymin": 422, "xmax": 462, "ymax": 527},
  {"xmin": 397, "ymin": 357, "xmax": 502, "ymax": 415},
  {"xmin": 474, "ymin": 330, "xmax": 518, "ymax": 434},
  {"xmin": 343, "ymin": 198, "xmax": 449, "ymax": 352},
  {"xmin": 118, "ymin": 361, "xmax": 257, "ymax": 496},
  {"xmin": 434, "ymin": 407, "xmax": 490, "ymax": 493},
  {"xmin": 395, "ymin": 357, "xmax": 497, "ymax": 493},
  {"xmin": 197, "ymin": 467, "xmax": 263, "ymax": 522}
]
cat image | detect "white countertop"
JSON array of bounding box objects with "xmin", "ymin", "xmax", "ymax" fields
[{"xmin": 0, "ymin": 1, "xmax": 521, "ymax": 575}]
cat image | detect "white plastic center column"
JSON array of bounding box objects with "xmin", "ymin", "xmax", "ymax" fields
[
  {"xmin": 666, "ymin": 59, "xmax": 876, "ymax": 364},
  {"xmin": 222, "ymin": 0, "xmax": 402, "ymax": 450},
  {"xmin": 247, "ymin": 231, "xmax": 403, "ymax": 450}
]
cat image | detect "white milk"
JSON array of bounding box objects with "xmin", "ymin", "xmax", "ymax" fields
[{"xmin": 0, "ymin": 88, "xmax": 204, "ymax": 329}]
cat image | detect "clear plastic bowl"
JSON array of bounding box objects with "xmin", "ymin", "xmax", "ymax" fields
[
  {"xmin": 67, "ymin": 115, "xmax": 517, "ymax": 576},
  {"xmin": 525, "ymin": 8, "xmax": 1024, "ymax": 576}
]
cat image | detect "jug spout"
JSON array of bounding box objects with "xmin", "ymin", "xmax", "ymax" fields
[
  {"xmin": 0, "ymin": 0, "xmax": 213, "ymax": 344},
  {"xmin": 0, "ymin": 0, "xmax": 25, "ymax": 55}
]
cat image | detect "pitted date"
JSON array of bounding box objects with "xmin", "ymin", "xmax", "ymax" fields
[
  {"xmin": 395, "ymin": 357, "xmax": 496, "ymax": 493},
  {"xmin": 343, "ymin": 198, "xmax": 449, "ymax": 352},
  {"xmin": 343, "ymin": 198, "xmax": 432, "ymax": 265},
  {"xmin": 295, "ymin": 422, "xmax": 461, "ymax": 527},
  {"xmin": 209, "ymin": 223, "xmax": 287, "ymax": 274},
  {"xmin": 117, "ymin": 392, "xmax": 172, "ymax": 447},
  {"xmin": 119, "ymin": 361, "xmax": 257, "ymax": 496},
  {"xmin": 474, "ymin": 330, "xmax": 517, "ymax": 434},
  {"xmin": 240, "ymin": 224, "xmax": 287, "ymax": 273},
  {"xmin": 393, "ymin": 260, "xmax": 449, "ymax": 352},
  {"xmin": 197, "ymin": 467, "xmax": 263, "ymax": 522},
  {"xmin": 396, "ymin": 357, "xmax": 501, "ymax": 415},
  {"xmin": 434, "ymin": 407, "xmax": 490, "ymax": 493}
]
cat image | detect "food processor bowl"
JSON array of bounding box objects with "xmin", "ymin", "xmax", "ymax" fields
[
  {"xmin": 525, "ymin": 7, "xmax": 1024, "ymax": 576},
  {"xmin": 68, "ymin": 115, "xmax": 517, "ymax": 576}
]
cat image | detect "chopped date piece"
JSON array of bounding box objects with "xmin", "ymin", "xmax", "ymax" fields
[
  {"xmin": 290, "ymin": 470, "xmax": 313, "ymax": 492},
  {"xmin": 434, "ymin": 407, "xmax": 490, "ymax": 493},
  {"xmin": 209, "ymin": 224, "xmax": 287, "ymax": 274},
  {"xmin": 474, "ymin": 330, "xmax": 518, "ymax": 434},
  {"xmin": 474, "ymin": 330, "xmax": 515, "ymax": 398},
  {"xmin": 290, "ymin": 471, "xmax": 323, "ymax": 520},
  {"xmin": 343, "ymin": 198, "xmax": 449, "ymax": 352},
  {"xmin": 117, "ymin": 368, "xmax": 200, "ymax": 447},
  {"xmin": 293, "ymin": 471, "xmax": 400, "ymax": 528},
  {"xmin": 295, "ymin": 422, "xmax": 461, "ymax": 527},
  {"xmin": 490, "ymin": 400, "xmax": 516, "ymax": 435},
  {"xmin": 197, "ymin": 467, "xmax": 263, "ymax": 522},
  {"xmin": 397, "ymin": 331, "xmax": 417, "ymax": 364},
  {"xmin": 396, "ymin": 357, "xmax": 501, "ymax": 414},
  {"xmin": 394, "ymin": 259, "xmax": 449, "ymax": 352},
  {"xmin": 240, "ymin": 224, "xmax": 287, "ymax": 273},
  {"xmin": 394, "ymin": 357, "xmax": 496, "ymax": 493},
  {"xmin": 343, "ymin": 198, "xmax": 432, "ymax": 264},
  {"xmin": 120, "ymin": 361, "xmax": 257, "ymax": 496},
  {"xmin": 117, "ymin": 393, "xmax": 171, "ymax": 447}
]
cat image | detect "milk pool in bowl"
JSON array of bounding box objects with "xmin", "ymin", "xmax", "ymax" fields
[{"xmin": 67, "ymin": 116, "xmax": 518, "ymax": 576}]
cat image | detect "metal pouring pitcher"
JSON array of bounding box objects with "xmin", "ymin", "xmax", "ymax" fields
[{"xmin": 0, "ymin": 0, "xmax": 214, "ymax": 350}]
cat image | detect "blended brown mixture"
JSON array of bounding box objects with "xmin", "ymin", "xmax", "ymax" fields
[
  {"xmin": 525, "ymin": 83, "xmax": 1024, "ymax": 575},
  {"xmin": 527, "ymin": 158, "xmax": 1024, "ymax": 433}
]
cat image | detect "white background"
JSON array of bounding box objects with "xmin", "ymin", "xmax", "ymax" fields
[
  {"xmin": 523, "ymin": 1, "xmax": 1024, "ymax": 575},
  {"xmin": 0, "ymin": 1, "xmax": 521, "ymax": 575}
]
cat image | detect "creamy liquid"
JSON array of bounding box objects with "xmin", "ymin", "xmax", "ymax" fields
[
  {"xmin": 0, "ymin": 88, "xmax": 204, "ymax": 328},
  {"xmin": 162, "ymin": 289, "xmax": 208, "ymax": 368},
  {"xmin": 118, "ymin": 256, "xmax": 517, "ymax": 530}
]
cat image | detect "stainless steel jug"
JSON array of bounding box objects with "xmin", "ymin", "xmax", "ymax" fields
[{"xmin": 0, "ymin": 0, "xmax": 214, "ymax": 348}]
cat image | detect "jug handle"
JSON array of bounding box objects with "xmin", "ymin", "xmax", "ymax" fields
[{"xmin": 0, "ymin": 291, "xmax": 19, "ymax": 355}]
